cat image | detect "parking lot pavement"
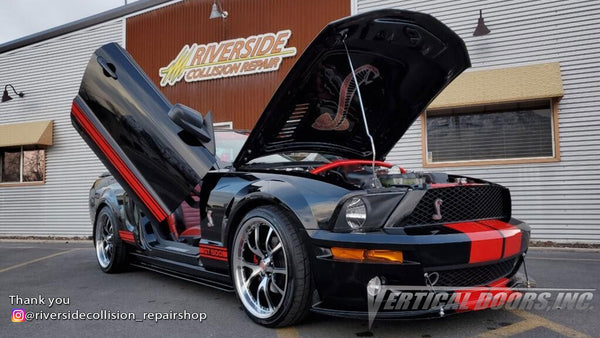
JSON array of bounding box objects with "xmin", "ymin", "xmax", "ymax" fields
[{"xmin": 1, "ymin": 241, "xmax": 598, "ymax": 338}]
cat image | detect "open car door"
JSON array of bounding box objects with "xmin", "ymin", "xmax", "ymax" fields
[{"xmin": 71, "ymin": 43, "xmax": 216, "ymax": 224}]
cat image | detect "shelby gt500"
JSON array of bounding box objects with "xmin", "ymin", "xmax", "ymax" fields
[{"xmin": 72, "ymin": 9, "xmax": 532, "ymax": 327}]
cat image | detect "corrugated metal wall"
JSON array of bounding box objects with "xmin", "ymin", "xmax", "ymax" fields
[
  {"xmin": 357, "ymin": 0, "xmax": 600, "ymax": 242},
  {"xmin": 0, "ymin": 20, "xmax": 123, "ymax": 236},
  {"xmin": 2, "ymin": 1, "xmax": 598, "ymax": 241},
  {"xmin": 126, "ymin": 0, "xmax": 349, "ymax": 130}
]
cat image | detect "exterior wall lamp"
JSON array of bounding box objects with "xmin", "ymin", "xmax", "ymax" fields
[
  {"xmin": 473, "ymin": 10, "xmax": 491, "ymax": 36},
  {"xmin": 209, "ymin": 0, "xmax": 228, "ymax": 19},
  {"xmin": 2, "ymin": 84, "xmax": 25, "ymax": 103}
]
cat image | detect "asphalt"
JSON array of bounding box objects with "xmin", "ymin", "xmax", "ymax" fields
[{"xmin": 1, "ymin": 241, "xmax": 598, "ymax": 338}]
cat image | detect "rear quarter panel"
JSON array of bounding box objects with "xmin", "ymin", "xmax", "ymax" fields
[{"xmin": 89, "ymin": 175, "xmax": 125, "ymax": 237}]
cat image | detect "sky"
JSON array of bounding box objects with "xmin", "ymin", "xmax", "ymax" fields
[{"xmin": 0, "ymin": 0, "xmax": 140, "ymax": 45}]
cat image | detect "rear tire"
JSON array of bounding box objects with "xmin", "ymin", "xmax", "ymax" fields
[
  {"xmin": 231, "ymin": 206, "xmax": 312, "ymax": 327},
  {"xmin": 94, "ymin": 206, "xmax": 129, "ymax": 273}
]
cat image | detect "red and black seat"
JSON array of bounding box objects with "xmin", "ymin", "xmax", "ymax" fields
[{"xmin": 167, "ymin": 185, "xmax": 202, "ymax": 240}]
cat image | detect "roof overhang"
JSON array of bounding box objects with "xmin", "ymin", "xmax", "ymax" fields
[
  {"xmin": 0, "ymin": 120, "xmax": 53, "ymax": 147},
  {"xmin": 428, "ymin": 62, "xmax": 563, "ymax": 110},
  {"xmin": 0, "ymin": 0, "xmax": 172, "ymax": 54}
]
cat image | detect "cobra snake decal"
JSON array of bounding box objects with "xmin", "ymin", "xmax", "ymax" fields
[{"xmin": 312, "ymin": 64, "xmax": 380, "ymax": 131}]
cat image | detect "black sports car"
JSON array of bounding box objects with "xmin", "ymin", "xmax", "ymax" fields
[{"xmin": 72, "ymin": 9, "xmax": 531, "ymax": 327}]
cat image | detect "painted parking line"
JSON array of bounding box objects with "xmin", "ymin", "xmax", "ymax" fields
[
  {"xmin": 0, "ymin": 248, "xmax": 83, "ymax": 273},
  {"xmin": 276, "ymin": 326, "xmax": 300, "ymax": 338},
  {"xmin": 476, "ymin": 315, "xmax": 538, "ymax": 337},
  {"xmin": 476, "ymin": 309, "xmax": 592, "ymax": 338},
  {"xmin": 513, "ymin": 310, "xmax": 592, "ymax": 337}
]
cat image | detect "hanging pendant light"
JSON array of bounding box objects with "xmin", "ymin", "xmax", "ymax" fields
[
  {"xmin": 209, "ymin": 1, "xmax": 228, "ymax": 19},
  {"xmin": 473, "ymin": 10, "xmax": 491, "ymax": 36}
]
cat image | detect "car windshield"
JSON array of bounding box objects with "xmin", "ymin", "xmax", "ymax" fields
[
  {"xmin": 214, "ymin": 130, "xmax": 249, "ymax": 164},
  {"xmin": 214, "ymin": 131, "xmax": 342, "ymax": 166}
]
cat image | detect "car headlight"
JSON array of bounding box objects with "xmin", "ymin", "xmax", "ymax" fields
[
  {"xmin": 346, "ymin": 197, "xmax": 367, "ymax": 229},
  {"xmin": 331, "ymin": 193, "xmax": 406, "ymax": 232}
]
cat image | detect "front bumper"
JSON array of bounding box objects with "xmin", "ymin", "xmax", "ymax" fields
[
  {"xmin": 306, "ymin": 219, "xmax": 531, "ymax": 315},
  {"xmin": 310, "ymin": 273, "xmax": 533, "ymax": 320}
]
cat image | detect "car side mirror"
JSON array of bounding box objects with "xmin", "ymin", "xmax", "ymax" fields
[{"xmin": 168, "ymin": 103, "xmax": 215, "ymax": 154}]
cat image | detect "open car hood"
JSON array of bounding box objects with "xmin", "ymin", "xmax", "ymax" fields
[{"xmin": 234, "ymin": 9, "xmax": 470, "ymax": 167}]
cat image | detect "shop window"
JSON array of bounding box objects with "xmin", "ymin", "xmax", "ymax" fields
[
  {"xmin": 423, "ymin": 99, "xmax": 559, "ymax": 166},
  {"xmin": 0, "ymin": 146, "xmax": 46, "ymax": 184}
]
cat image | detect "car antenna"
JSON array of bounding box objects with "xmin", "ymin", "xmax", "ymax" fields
[{"xmin": 342, "ymin": 37, "xmax": 380, "ymax": 188}]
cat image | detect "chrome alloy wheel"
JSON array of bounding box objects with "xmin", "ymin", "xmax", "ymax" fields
[
  {"xmin": 95, "ymin": 213, "xmax": 114, "ymax": 268},
  {"xmin": 233, "ymin": 217, "xmax": 289, "ymax": 319}
]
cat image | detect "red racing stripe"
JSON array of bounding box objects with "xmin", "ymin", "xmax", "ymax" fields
[
  {"xmin": 71, "ymin": 101, "xmax": 167, "ymax": 221},
  {"xmin": 455, "ymin": 278, "xmax": 519, "ymax": 312},
  {"xmin": 445, "ymin": 222, "xmax": 503, "ymax": 263},
  {"xmin": 479, "ymin": 219, "xmax": 522, "ymax": 258}
]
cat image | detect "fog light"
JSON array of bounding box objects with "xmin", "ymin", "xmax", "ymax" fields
[
  {"xmin": 365, "ymin": 249, "xmax": 403, "ymax": 263},
  {"xmin": 367, "ymin": 276, "xmax": 382, "ymax": 297},
  {"xmin": 331, "ymin": 247, "xmax": 365, "ymax": 260},
  {"xmin": 346, "ymin": 198, "xmax": 367, "ymax": 229},
  {"xmin": 331, "ymin": 247, "xmax": 404, "ymax": 263}
]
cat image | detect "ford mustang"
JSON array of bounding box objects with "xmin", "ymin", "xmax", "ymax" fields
[{"xmin": 71, "ymin": 9, "xmax": 532, "ymax": 327}]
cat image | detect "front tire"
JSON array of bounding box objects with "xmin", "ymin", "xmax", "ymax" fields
[
  {"xmin": 94, "ymin": 206, "xmax": 129, "ymax": 273},
  {"xmin": 231, "ymin": 206, "xmax": 312, "ymax": 327}
]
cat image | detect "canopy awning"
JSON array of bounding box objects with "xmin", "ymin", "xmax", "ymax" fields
[
  {"xmin": 0, "ymin": 120, "xmax": 53, "ymax": 147},
  {"xmin": 429, "ymin": 62, "xmax": 563, "ymax": 110}
]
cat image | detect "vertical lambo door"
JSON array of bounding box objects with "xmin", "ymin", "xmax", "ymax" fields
[{"xmin": 71, "ymin": 43, "xmax": 217, "ymax": 230}]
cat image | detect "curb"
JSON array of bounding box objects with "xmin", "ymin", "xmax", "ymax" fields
[
  {"xmin": 529, "ymin": 246, "xmax": 600, "ymax": 253},
  {"xmin": 0, "ymin": 239, "xmax": 93, "ymax": 243}
]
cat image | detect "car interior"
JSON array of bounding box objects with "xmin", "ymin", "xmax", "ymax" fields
[{"xmin": 165, "ymin": 184, "xmax": 202, "ymax": 245}]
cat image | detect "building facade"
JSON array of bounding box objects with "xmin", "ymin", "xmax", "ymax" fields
[
  {"xmin": 0, "ymin": 0, "xmax": 598, "ymax": 242},
  {"xmin": 358, "ymin": 0, "xmax": 600, "ymax": 243}
]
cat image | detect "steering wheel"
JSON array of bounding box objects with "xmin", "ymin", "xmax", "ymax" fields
[{"xmin": 309, "ymin": 160, "xmax": 405, "ymax": 175}]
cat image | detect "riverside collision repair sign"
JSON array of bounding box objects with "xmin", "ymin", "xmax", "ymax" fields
[{"xmin": 159, "ymin": 30, "xmax": 297, "ymax": 86}]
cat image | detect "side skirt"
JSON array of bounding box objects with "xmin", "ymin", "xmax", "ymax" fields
[{"xmin": 129, "ymin": 252, "xmax": 234, "ymax": 292}]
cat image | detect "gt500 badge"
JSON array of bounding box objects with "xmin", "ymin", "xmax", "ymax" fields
[{"xmin": 159, "ymin": 30, "xmax": 297, "ymax": 86}]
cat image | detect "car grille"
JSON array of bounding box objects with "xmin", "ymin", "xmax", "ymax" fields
[
  {"xmin": 402, "ymin": 185, "xmax": 510, "ymax": 226},
  {"xmin": 428, "ymin": 258, "xmax": 518, "ymax": 287}
]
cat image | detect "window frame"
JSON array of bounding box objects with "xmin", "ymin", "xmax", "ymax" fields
[
  {"xmin": 421, "ymin": 98, "xmax": 561, "ymax": 168},
  {"xmin": 213, "ymin": 121, "xmax": 234, "ymax": 130},
  {"xmin": 0, "ymin": 145, "xmax": 46, "ymax": 186}
]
